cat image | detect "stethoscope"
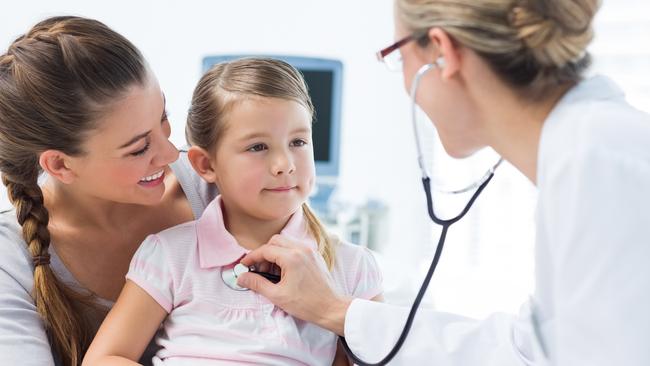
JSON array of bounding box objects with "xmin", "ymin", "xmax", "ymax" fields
[
  {"xmin": 338, "ymin": 60, "xmax": 503, "ymax": 365},
  {"xmin": 219, "ymin": 59, "xmax": 503, "ymax": 364},
  {"xmin": 222, "ymin": 263, "xmax": 281, "ymax": 291}
]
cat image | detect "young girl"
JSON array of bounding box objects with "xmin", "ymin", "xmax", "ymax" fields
[{"xmin": 82, "ymin": 58, "xmax": 383, "ymax": 365}]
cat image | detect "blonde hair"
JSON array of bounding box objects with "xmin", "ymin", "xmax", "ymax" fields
[
  {"xmin": 186, "ymin": 57, "xmax": 337, "ymax": 268},
  {"xmin": 396, "ymin": 0, "xmax": 600, "ymax": 97},
  {"xmin": 0, "ymin": 16, "xmax": 146, "ymax": 365}
]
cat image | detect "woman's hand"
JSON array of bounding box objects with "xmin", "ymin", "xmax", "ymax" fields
[{"xmin": 237, "ymin": 234, "xmax": 352, "ymax": 336}]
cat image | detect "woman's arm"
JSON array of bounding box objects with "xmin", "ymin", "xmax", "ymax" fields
[
  {"xmin": 0, "ymin": 265, "xmax": 54, "ymax": 365},
  {"xmin": 82, "ymin": 281, "xmax": 167, "ymax": 366},
  {"xmin": 0, "ymin": 221, "xmax": 55, "ymax": 365}
]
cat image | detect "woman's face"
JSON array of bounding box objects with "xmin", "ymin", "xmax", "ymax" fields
[
  {"xmin": 66, "ymin": 75, "xmax": 179, "ymax": 206},
  {"xmin": 394, "ymin": 16, "xmax": 484, "ymax": 158}
]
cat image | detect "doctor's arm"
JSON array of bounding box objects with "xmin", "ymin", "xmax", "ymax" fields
[
  {"xmin": 238, "ymin": 237, "xmax": 526, "ymax": 365},
  {"xmin": 82, "ymin": 281, "xmax": 167, "ymax": 366}
]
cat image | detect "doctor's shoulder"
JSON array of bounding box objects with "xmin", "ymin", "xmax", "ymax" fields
[{"xmin": 547, "ymin": 80, "xmax": 650, "ymax": 173}]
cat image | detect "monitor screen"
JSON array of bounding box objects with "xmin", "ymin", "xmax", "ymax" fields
[
  {"xmin": 303, "ymin": 69, "xmax": 333, "ymax": 163},
  {"xmin": 202, "ymin": 55, "xmax": 342, "ymax": 179}
]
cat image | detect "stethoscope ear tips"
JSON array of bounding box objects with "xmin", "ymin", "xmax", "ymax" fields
[{"xmin": 435, "ymin": 57, "xmax": 445, "ymax": 69}]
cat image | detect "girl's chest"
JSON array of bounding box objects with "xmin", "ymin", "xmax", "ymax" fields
[{"xmin": 168, "ymin": 268, "xmax": 337, "ymax": 363}]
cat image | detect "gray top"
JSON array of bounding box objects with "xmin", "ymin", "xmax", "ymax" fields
[{"xmin": 0, "ymin": 150, "xmax": 217, "ymax": 365}]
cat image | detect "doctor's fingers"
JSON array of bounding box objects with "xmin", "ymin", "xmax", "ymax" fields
[
  {"xmin": 240, "ymin": 242, "xmax": 311, "ymax": 269},
  {"xmin": 236, "ymin": 271, "xmax": 276, "ymax": 298},
  {"xmin": 267, "ymin": 234, "xmax": 305, "ymax": 248}
]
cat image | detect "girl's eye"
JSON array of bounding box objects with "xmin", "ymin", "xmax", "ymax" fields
[
  {"xmin": 247, "ymin": 143, "xmax": 267, "ymax": 152},
  {"xmin": 131, "ymin": 142, "xmax": 150, "ymax": 156},
  {"xmin": 291, "ymin": 139, "xmax": 307, "ymax": 147}
]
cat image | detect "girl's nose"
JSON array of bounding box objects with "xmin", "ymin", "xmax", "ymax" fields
[{"xmin": 271, "ymin": 150, "xmax": 295, "ymax": 176}]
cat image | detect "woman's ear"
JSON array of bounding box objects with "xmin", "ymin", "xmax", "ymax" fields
[
  {"xmin": 187, "ymin": 146, "xmax": 217, "ymax": 184},
  {"xmin": 428, "ymin": 27, "xmax": 461, "ymax": 80},
  {"xmin": 39, "ymin": 150, "xmax": 76, "ymax": 184}
]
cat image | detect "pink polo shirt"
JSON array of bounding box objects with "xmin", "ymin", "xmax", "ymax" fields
[{"xmin": 126, "ymin": 197, "xmax": 383, "ymax": 365}]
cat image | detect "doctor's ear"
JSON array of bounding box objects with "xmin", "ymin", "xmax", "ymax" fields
[
  {"xmin": 427, "ymin": 28, "xmax": 461, "ymax": 79},
  {"xmin": 39, "ymin": 150, "xmax": 77, "ymax": 184},
  {"xmin": 187, "ymin": 146, "xmax": 217, "ymax": 184}
]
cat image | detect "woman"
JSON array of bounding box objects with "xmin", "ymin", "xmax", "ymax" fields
[
  {"xmin": 0, "ymin": 17, "xmax": 216, "ymax": 365},
  {"xmin": 238, "ymin": 0, "xmax": 650, "ymax": 364}
]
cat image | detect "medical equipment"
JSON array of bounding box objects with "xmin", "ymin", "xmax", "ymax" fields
[
  {"xmin": 222, "ymin": 263, "xmax": 281, "ymax": 291},
  {"xmin": 339, "ymin": 60, "xmax": 503, "ymax": 365}
]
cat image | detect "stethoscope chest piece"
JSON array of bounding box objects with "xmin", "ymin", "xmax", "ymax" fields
[{"xmin": 221, "ymin": 263, "xmax": 250, "ymax": 291}]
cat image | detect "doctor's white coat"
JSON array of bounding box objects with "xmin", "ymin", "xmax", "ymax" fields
[{"xmin": 343, "ymin": 76, "xmax": 650, "ymax": 365}]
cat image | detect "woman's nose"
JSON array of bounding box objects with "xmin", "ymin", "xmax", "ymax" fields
[{"xmin": 151, "ymin": 130, "xmax": 179, "ymax": 167}]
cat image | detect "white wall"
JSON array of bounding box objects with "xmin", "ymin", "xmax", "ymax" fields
[
  {"xmin": 0, "ymin": 0, "xmax": 431, "ymax": 300},
  {"xmin": 1, "ymin": 0, "xmax": 648, "ymax": 319}
]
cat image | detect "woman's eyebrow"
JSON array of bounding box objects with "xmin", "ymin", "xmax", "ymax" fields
[{"xmin": 119, "ymin": 131, "xmax": 151, "ymax": 149}]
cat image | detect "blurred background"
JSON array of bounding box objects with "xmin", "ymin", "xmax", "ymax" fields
[{"xmin": 1, "ymin": 0, "xmax": 648, "ymax": 319}]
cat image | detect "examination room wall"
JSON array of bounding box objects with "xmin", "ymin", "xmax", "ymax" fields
[{"xmin": 1, "ymin": 0, "xmax": 648, "ymax": 319}]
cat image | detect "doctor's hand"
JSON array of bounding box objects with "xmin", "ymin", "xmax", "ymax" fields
[{"xmin": 237, "ymin": 234, "xmax": 351, "ymax": 336}]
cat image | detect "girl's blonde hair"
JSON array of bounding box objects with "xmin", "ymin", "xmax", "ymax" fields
[
  {"xmin": 396, "ymin": 0, "xmax": 600, "ymax": 97},
  {"xmin": 186, "ymin": 57, "xmax": 336, "ymax": 268}
]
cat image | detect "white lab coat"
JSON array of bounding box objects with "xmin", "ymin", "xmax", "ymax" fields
[{"xmin": 343, "ymin": 76, "xmax": 650, "ymax": 365}]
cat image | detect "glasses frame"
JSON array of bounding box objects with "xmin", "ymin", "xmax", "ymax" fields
[{"xmin": 375, "ymin": 34, "xmax": 415, "ymax": 63}]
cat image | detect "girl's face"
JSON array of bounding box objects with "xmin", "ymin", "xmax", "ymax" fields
[
  {"xmin": 212, "ymin": 97, "xmax": 315, "ymax": 222},
  {"xmin": 66, "ymin": 75, "xmax": 179, "ymax": 205}
]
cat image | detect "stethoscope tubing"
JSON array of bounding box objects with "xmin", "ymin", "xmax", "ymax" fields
[
  {"xmin": 339, "ymin": 173, "xmax": 496, "ymax": 366},
  {"xmin": 339, "ymin": 62, "xmax": 501, "ymax": 365}
]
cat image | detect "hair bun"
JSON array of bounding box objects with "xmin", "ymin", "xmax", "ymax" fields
[
  {"xmin": 509, "ymin": 0, "xmax": 599, "ymax": 67},
  {"xmin": 0, "ymin": 54, "xmax": 15, "ymax": 66}
]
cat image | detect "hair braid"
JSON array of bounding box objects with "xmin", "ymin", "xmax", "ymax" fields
[
  {"xmin": 2, "ymin": 171, "xmax": 96, "ymax": 365},
  {"xmin": 0, "ymin": 16, "xmax": 147, "ymax": 365}
]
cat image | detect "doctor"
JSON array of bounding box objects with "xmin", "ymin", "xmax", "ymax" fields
[{"xmin": 238, "ymin": 0, "xmax": 650, "ymax": 364}]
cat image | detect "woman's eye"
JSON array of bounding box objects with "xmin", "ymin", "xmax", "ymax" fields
[
  {"xmin": 131, "ymin": 142, "xmax": 150, "ymax": 156},
  {"xmin": 247, "ymin": 143, "xmax": 267, "ymax": 152},
  {"xmin": 291, "ymin": 139, "xmax": 307, "ymax": 147}
]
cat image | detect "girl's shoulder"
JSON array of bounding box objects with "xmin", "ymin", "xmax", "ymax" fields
[
  {"xmin": 134, "ymin": 220, "xmax": 199, "ymax": 263},
  {"xmin": 330, "ymin": 239, "xmax": 383, "ymax": 300}
]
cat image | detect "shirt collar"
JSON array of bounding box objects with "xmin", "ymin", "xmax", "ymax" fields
[
  {"xmin": 196, "ymin": 196, "xmax": 317, "ymax": 269},
  {"xmin": 558, "ymin": 75, "xmax": 625, "ymax": 106}
]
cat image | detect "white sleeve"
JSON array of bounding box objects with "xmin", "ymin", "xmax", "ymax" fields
[
  {"xmin": 544, "ymin": 148, "xmax": 650, "ymax": 365},
  {"xmin": 0, "ymin": 217, "xmax": 55, "ymax": 365},
  {"xmin": 344, "ymin": 299, "xmax": 527, "ymax": 365}
]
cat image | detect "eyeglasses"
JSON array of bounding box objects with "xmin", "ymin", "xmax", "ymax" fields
[{"xmin": 377, "ymin": 33, "xmax": 425, "ymax": 72}]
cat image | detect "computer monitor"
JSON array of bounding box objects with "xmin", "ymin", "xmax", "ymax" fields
[{"xmin": 201, "ymin": 55, "xmax": 343, "ymax": 185}]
